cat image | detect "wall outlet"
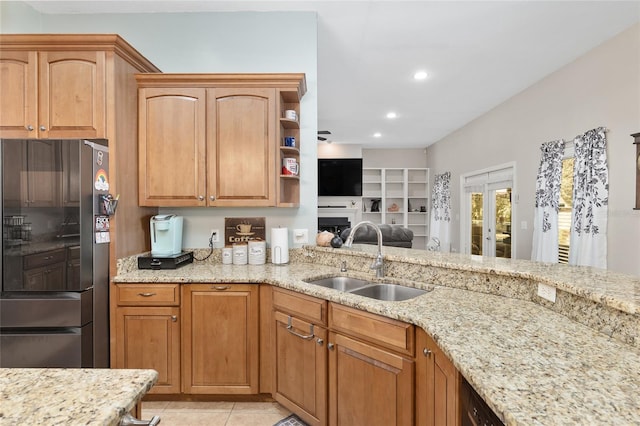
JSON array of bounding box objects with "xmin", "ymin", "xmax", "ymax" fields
[
  {"xmin": 210, "ymin": 229, "xmax": 220, "ymax": 243},
  {"xmin": 537, "ymin": 283, "xmax": 557, "ymax": 303},
  {"xmin": 293, "ymin": 229, "xmax": 309, "ymax": 244}
]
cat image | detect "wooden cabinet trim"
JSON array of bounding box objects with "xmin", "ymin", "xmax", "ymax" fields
[
  {"xmin": 329, "ymin": 303, "xmax": 415, "ymax": 356},
  {"xmin": 116, "ymin": 284, "xmax": 180, "ymax": 306},
  {"xmin": 272, "ymin": 287, "xmax": 327, "ymax": 325}
]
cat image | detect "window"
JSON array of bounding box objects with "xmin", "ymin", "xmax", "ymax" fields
[{"xmin": 558, "ymin": 156, "xmax": 574, "ymax": 263}]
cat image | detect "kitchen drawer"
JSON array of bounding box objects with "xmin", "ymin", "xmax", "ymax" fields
[
  {"xmin": 23, "ymin": 248, "xmax": 66, "ymax": 270},
  {"xmin": 272, "ymin": 287, "xmax": 327, "ymax": 325},
  {"xmin": 329, "ymin": 303, "xmax": 414, "ymax": 356},
  {"xmin": 116, "ymin": 284, "xmax": 180, "ymax": 306}
]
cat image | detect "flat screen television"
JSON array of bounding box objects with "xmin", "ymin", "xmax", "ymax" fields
[{"xmin": 318, "ymin": 158, "xmax": 363, "ymax": 196}]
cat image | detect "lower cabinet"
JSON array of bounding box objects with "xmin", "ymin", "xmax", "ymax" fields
[
  {"xmin": 272, "ymin": 288, "xmax": 328, "ymax": 426},
  {"xmin": 115, "ymin": 306, "xmax": 181, "ymax": 394},
  {"xmin": 416, "ymin": 327, "xmax": 461, "ymax": 426},
  {"xmin": 182, "ymin": 283, "xmax": 259, "ymax": 394},
  {"xmin": 114, "ymin": 284, "xmax": 181, "ymax": 394},
  {"xmin": 328, "ymin": 304, "xmax": 415, "ymax": 426}
]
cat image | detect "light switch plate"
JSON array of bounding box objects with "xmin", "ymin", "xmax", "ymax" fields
[{"xmin": 293, "ymin": 229, "xmax": 309, "ymax": 244}]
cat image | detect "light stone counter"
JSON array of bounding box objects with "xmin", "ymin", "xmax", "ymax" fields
[
  {"xmin": 0, "ymin": 368, "xmax": 158, "ymax": 425},
  {"xmin": 114, "ymin": 246, "xmax": 640, "ymax": 426}
]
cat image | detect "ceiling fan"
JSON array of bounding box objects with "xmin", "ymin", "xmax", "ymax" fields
[{"xmin": 317, "ymin": 130, "xmax": 332, "ymax": 142}]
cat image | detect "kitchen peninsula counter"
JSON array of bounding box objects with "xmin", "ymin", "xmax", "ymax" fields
[
  {"xmin": 113, "ymin": 246, "xmax": 640, "ymax": 425},
  {"xmin": 0, "ymin": 368, "xmax": 158, "ymax": 425}
]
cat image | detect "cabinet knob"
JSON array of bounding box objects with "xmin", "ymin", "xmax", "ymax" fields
[
  {"xmin": 198, "ymin": 195, "xmax": 205, "ymax": 201},
  {"xmin": 327, "ymin": 343, "xmax": 335, "ymax": 351},
  {"xmin": 316, "ymin": 338, "xmax": 324, "ymax": 346},
  {"xmin": 39, "ymin": 125, "xmax": 46, "ymax": 131},
  {"xmin": 423, "ymin": 348, "xmax": 432, "ymax": 357},
  {"xmin": 209, "ymin": 195, "xmax": 216, "ymax": 201},
  {"xmin": 171, "ymin": 315, "xmax": 178, "ymax": 322},
  {"xmin": 26, "ymin": 125, "xmax": 34, "ymax": 131}
]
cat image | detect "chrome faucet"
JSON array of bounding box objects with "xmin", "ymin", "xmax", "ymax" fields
[{"xmin": 343, "ymin": 221, "xmax": 385, "ymax": 278}]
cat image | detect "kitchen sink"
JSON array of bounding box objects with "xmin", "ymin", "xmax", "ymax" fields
[
  {"xmin": 349, "ymin": 283, "xmax": 428, "ymax": 301},
  {"xmin": 306, "ymin": 276, "xmax": 371, "ymax": 292}
]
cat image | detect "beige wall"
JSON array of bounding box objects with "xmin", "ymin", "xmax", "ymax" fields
[{"xmin": 426, "ymin": 23, "xmax": 640, "ymax": 277}]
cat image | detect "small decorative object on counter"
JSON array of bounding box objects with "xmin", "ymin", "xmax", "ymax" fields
[
  {"xmin": 232, "ymin": 243, "xmax": 248, "ymax": 265},
  {"xmin": 330, "ymin": 234, "xmax": 343, "ymax": 248},
  {"xmin": 316, "ymin": 230, "xmax": 334, "ymax": 247}
]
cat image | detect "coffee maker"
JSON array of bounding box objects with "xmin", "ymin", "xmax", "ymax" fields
[{"xmin": 150, "ymin": 214, "xmax": 183, "ymax": 256}]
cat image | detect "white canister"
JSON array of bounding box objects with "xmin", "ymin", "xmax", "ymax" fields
[
  {"xmin": 232, "ymin": 243, "xmax": 248, "ymax": 265},
  {"xmin": 221, "ymin": 247, "xmax": 233, "ymax": 264},
  {"xmin": 284, "ymin": 110, "xmax": 297, "ymax": 121},
  {"xmin": 248, "ymin": 240, "xmax": 266, "ymax": 265}
]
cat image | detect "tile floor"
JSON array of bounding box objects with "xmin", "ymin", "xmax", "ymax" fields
[{"xmin": 142, "ymin": 401, "xmax": 292, "ymax": 426}]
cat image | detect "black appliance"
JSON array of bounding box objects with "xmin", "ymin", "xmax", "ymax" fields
[
  {"xmin": 318, "ymin": 158, "xmax": 363, "ymax": 196},
  {"xmin": 1, "ymin": 139, "xmax": 111, "ymax": 368},
  {"xmin": 138, "ymin": 251, "xmax": 194, "ymax": 270},
  {"xmin": 460, "ymin": 377, "xmax": 504, "ymax": 426},
  {"xmin": 318, "ymin": 217, "xmax": 351, "ymax": 235}
]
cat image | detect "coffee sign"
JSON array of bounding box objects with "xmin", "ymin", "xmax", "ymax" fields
[{"xmin": 224, "ymin": 217, "xmax": 266, "ymax": 245}]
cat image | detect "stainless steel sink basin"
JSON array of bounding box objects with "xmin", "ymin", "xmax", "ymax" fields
[
  {"xmin": 306, "ymin": 276, "xmax": 371, "ymax": 292},
  {"xmin": 349, "ymin": 283, "xmax": 428, "ymax": 301}
]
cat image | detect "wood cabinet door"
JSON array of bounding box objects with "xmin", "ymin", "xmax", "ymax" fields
[
  {"xmin": 328, "ymin": 331, "xmax": 414, "ymax": 426},
  {"xmin": 138, "ymin": 87, "xmax": 207, "ymax": 206},
  {"xmin": 416, "ymin": 329, "xmax": 460, "ymax": 426},
  {"xmin": 115, "ymin": 307, "xmax": 181, "ymax": 394},
  {"xmin": 182, "ymin": 284, "xmax": 259, "ymax": 394},
  {"xmin": 273, "ymin": 311, "xmax": 327, "ymax": 426},
  {"xmin": 23, "ymin": 262, "xmax": 65, "ymax": 291},
  {"xmin": 207, "ymin": 88, "xmax": 276, "ymax": 206},
  {"xmin": 38, "ymin": 51, "xmax": 106, "ymax": 139},
  {"xmin": 0, "ymin": 50, "xmax": 37, "ymax": 138}
]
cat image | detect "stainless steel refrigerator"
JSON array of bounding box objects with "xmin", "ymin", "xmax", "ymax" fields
[{"xmin": 1, "ymin": 139, "xmax": 111, "ymax": 368}]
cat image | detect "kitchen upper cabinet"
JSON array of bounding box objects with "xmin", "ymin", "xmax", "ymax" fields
[
  {"xmin": 328, "ymin": 303, "xmax": 415, "ymax": 426},
  {"xmin": 0, "ymin": 49, "xmax": 106, "ymax": 139},
  {"xmin": 272, "ymin": 288, "xmax": 328, "ymax": 426},
  {"xmin": 136, "ymin": 74, "xmax": 306, "ymax": 207},
  {"xmin": 416, "ymin": 328, "xmax": 461, "ymax": 426},
  {"xmin": 138, "ymin": 87, "xmax": 207, "ymax": 206},
  {"xmin": 114, "ymin": 284, "xmax": 181, "ymax": 394},
  {"xmin": 207, "ymin": 88, "xmax": 276, "ymax": 206},
  {"xmin": 182, "ymin": 283, "xmax": 259, "ymax": 394}
]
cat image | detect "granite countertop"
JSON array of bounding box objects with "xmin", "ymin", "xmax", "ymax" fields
[
  {"xmin": 113, "ymin": 247, "xmax": 640, "ymax": 425},
  {"xmin": 0, "ymin": 368, "xmax": 158, "ymax": 425}
]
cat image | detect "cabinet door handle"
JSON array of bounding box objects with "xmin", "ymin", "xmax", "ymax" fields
[
  {"xmin": 138, "ymin": 292, "xmax": 156, "ymax": 297},
  {"xmin": 327, "ymin": 343, "xmax": 335, "ymax": 351},
  {"xmin": 285, "ymin": 316, "xmax": 314, "ymax": 340},
  {"xmin": 39, "ymin": 125, "xmax": 46, "ymax": 131},
  {"xmin": 171, "ymin": 315, "xmax": 178, "ymax": 322},
  {"xmin": 423, "ymin": 348, "xmax": 432, "ymax": 357},
  {"xmin": 213, "ymin": 285, "xmax": 230, "ymax": 291},
  {"xmin": 198, "ymin": 195, "xmax": 204, "ymax": 201},
  {"xmin": 26, "ymin": 125, "xmax": 34, "ymax": 131},
  {"xmin": 316, "ymin": 338, "xmax": 324, "ymax": 346},
  {"xmin": 209, "ymin": 195, "xmax": 216, "ymax": 201}
]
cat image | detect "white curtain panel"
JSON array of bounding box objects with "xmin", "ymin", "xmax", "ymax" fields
[
  {"xmin": 429, "ymin": 171, "xmax": 451, "ymax": 252},
  {"xmin": 531, "ymin": 139, "xmax": 565, "ymax": 263},
  {"xmin": 569, "ymin": 127, "xmax": 609, "ymax": 269}
]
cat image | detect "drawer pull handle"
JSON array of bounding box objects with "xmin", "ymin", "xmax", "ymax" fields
[
  {"xmin": 138, "ymin": 292, "xmax": 156, "ymax": 297},
  {"xmin": 213, "ymin": 285, "xmax": 231, "ymax": 291},
  {"xmin": 286, "ymin": 316, "xmax": 314, "ymax": 340}
]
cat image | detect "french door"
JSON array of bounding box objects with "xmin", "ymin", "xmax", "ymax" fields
[{"xmin": 462, "ymin": 164, "xmax": 515, "ymax": 258}]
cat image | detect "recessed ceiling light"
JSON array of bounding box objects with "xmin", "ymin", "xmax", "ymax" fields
[
  {"xmin": 386, "ymin": 112, "xmax": 397, "ymax": 119},
  {"xmin": 373, "ymin": 132, "xmax": 382, "ymax": 138},
  {"xmin": 414, "ymin": 71, "xmax": 428, "ymax": 80}
]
